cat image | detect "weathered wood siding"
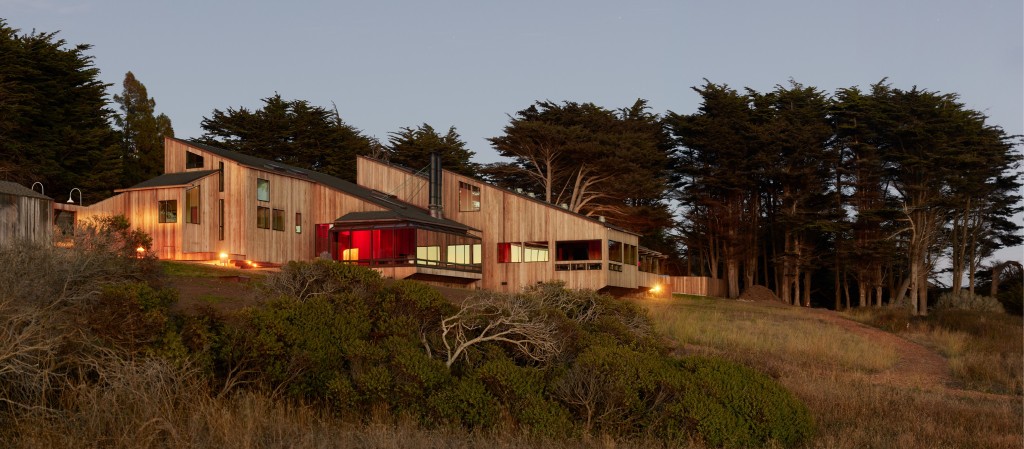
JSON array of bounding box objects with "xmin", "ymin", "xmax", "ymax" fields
[
  {"xmin": 668, "ymin": 276, "xmax": 726, "ymax": 297},
  {"xmin": 0, "ymin": 193, "xmax": 52, "ymax": 246},
  {"xmin": 356, "ymin": 157, "xmax": 643, "ymax": 292}
]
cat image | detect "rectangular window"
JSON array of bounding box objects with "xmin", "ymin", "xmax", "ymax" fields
[
  {"xmin": 608, "ymin": 240, "xmax": 623, "ymax": 263},
  {"xmin": 272, "ymin": 209, "xmax": 285, "ymax": 231},
  {"xmin": 186, "ymin": 151, "xmax": 204, "ymax": 169},
  {"xmin": 185, "ymin": 186, "xmax": 200, "ymax": 224},
  {"xmin": 416, "ymin": 246, "xmax": 440, "ymax": 265},
  {"xmin": 447, "ymin": 244, "xmax": 474, "ymax": 265},
  {"xmin": 218, "ymin": 162, "xmax": 224, "ymax": 192},
  {"xmin": 624, "ymin": 244, "xmax": 637, "ymax": 265},
  {"xmin": 218, "ymin": 199, "xmax": 224, "ymax": 240},
  {"xmin": 497, "ymin": 242, "xmax": 521, "ymax": 263},
  {"xmin": 256, "ymin": 178, "xmax": 270, "ymax": 202},
  {"xmin": 523, "ymin": 241, "xmax": 549, "ymax": 262},
  {"xmin": 555, "ymin": 240, "xmax": 602, "ymax": 261},
  {"xmin": 257, "ymin": 206, "xmax": 270, "ymax": 229},
  {"xmin": 295, "ymin": 212, "xmax": 302, "ymax": 234},
  {"xmin": 158, "ymin": 200, "xmax": 177, "ymax": 223},
  {"xmin": 459, "ymin": 181, "xmax": 481, "ymax": 212}
]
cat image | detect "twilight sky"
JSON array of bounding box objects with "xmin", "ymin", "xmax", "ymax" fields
[{"xmin": 3, "ymin": 0, "xmax": 1023, "ymax": 264}]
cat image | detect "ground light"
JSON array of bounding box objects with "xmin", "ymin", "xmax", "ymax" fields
[{"xmin": 219, "ymin": 252, "xmax": 228, "ymax": 266}]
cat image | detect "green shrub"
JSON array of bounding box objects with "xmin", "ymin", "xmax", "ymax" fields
[
  {"xmin": 475, "ymin": 356, "xmax": 575, "ymax": 436},
  {"xmin": 427, "ymin": 377, "xmax": 500, "ymax": 429},
  {"xmin": 85, "ymin": 282, "xmax": 178, "ymax": 354},
  {"xmin": 934, "ymin": 291, "xmax": 1005, "ymax": 313},
  {"xmin": 676, "ymin": 356, "xmax": 814, "ymax": 448}
]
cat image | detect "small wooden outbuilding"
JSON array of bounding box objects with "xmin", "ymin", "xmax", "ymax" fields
[{"xmin": 0, "ymin": 181, "xmax": 53, "ymax": 246}]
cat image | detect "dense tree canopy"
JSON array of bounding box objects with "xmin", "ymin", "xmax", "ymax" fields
[
  {"xmin": 199, "ymin": 94, "xmax": 374, "ymax": 182},
  {"xmin": 385, "ymin": 124, "xmax": 480, "ymax": 176},
  {"xmin": 668, "ymin": 79, "xmax": 1021, "ymax": 312},
  {"xmin": 0, "ymin": 20, "xmax": 120, "ymax": 203}
]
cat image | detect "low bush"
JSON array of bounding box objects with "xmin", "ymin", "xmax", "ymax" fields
[{"xmin": 934, "ymin": 291, "xmax": 1005, "ymax": 313}]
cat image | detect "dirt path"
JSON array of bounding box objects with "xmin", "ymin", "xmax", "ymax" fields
[
  {"xmin": 799, "ymin": 307, "xmax": 1012, "ymax": 400},
  {"xmin": 802, "ymin": 308, "xmax": 950, "ymax": 387}
]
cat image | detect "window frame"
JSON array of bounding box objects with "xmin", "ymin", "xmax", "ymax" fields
[
  {"xmin": 257, "ymin": 206, "xmax": 270, "ymax": 229},
  {"xmin": 256, "ymin": 178, "xmax": 270, "ymax": 202},
  {"xmin": 272, "ymin": 208, "xmax": 285, "ymax": 231},
  {"xmin": 185, "ymin": 186, "xmax": 200, "ymax": 225},
  {"xmin": 459, "ymin": 181, "xmax": 481, "ymax": 212},
  {"xmin": 158, "ymin": 200, "xmax": 177, "ymax": 223},
  {"xmin": 186, "ymin": 151, "xmax": 205, "ymax": 169}
]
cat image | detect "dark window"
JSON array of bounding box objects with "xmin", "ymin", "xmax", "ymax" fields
[
  {"xmin": 158, "ymin": 200, "xmax": 177, "ymax": 223},
  {"xmin": 273, "ymin": 209, "xmax": 285, "ymax": 231},
  {"xmin": 608, "ymin": 240, "xmax": 623, "ymax": 263},
  {"xmin": 185, "ymin": 186, "xmax": 200, "ymax": 224},
  {"xmin": 218, "ymin": 199, "xmax": 224, "ymax": 240},
  {"xmin": 256, "ymin": 178, "xmax": 270, "ymax": 202},
  {"xmin": 625, "ymin": 244, "xmax": 637, "ymax": 265},
  {"xmin": 257, "ymin": 206, "xmax": 270, "ymax": 229},
  {"xmin": 295, "ymin": 212, "xmax": 302, "ymax": 234},
  {"xmin": 218, "ymin": 162, "xmax": 224, "ymax": 192},
  {"xmin": 459, "ymin": 182, "xmax": 481, "ymax": 212},
  {"xmin": 555, "ymin": 240, "xmax": 602, "ymax": 261},
  {"xmin": 186, "ymin": 151, "xmax": 204, "ymax": 169}
]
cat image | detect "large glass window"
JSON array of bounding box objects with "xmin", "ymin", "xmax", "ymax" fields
[
  {"xmin": 186, "ymin": 151, "xmax": 204, "ymax": 169},
  {"xmin": 185, "ymin": 186, "xmax": 200, "ymax": 224},
  {"xmin": 256, "ymin": 178, "xmax": 270, "ymax": 202},
  {"xmin": 524, "ymin": 242, "xmax": 549, "ymax": 262},
  {"xmin": 158, "ymin": 200, "xmax": 177, "ymax": 223},
  {"xmin": 459, "ymin": 181, "xmax": 481, "ymax": 212},
  {"xmin": 257, "ymin": 206, "xmax": 270, "ymax": 229},
  {"xmin": 447, "ymin": 244, "xmax": 473, "ymax": 265},
  {"xmin": 555, "ymin": 240, "xmax": 601, "ymax": 261},
  {"xmin": 498, "ymin": 241, "xmax": 550, "ymax": 263}
]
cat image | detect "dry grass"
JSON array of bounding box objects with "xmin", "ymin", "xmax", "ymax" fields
[
  {"xmin": 847, "ymin": 307, "xmax": 1024, "ymax": 395},
  {"xmin": 639, "ymin": 296, "xmax": 1023, "ymax": 449},
  {"xmin": 644, "ymin": 297, "xmax": 898, "ymax": 374}
]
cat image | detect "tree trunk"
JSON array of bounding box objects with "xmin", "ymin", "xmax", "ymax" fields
[
  {"xmin": 726, "ymin": 258, "xmax": 740, "ymax": 299},
  {"xmin": 803, "ymin": 270, "xmax": 812, "ymax": 307}
]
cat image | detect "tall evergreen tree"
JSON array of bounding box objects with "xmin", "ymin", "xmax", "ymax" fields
[
  {"xmin": 666, "ymin": 82, "xmax": 760, "ymax": 298},
  {"xmin": 113, "ymin": 71, "xmax": 174, "ymax": 186},
  {"xmin": 0, "ymin": 20, "xmax": 120, "ymax": 203},
  {"xmin": 386, "ymin": 124, "xmax": 480, "ymax": 176},
  {"xmin": 199, "ymin": 94, "xmax": 373, "ymax": 182},
  {"xmin": 486, "ymin": 100, "xmax": 672, "ymax": 238}
]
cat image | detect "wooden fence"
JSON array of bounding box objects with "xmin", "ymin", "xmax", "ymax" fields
[{"xmin": 668, "ymin": 276, "xmax": 726, "ymax": 297}]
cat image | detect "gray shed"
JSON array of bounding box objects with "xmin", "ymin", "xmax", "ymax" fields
[{"xmin": 0, "ymin": 181, "xmax": 53, "ymax": 246}]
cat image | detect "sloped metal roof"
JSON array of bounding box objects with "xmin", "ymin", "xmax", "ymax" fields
[
  {"xmin": 117, "ymin": 170, "xmax": 220, "ymax": 191},
  {"xmin": 0, "ymin": 181, "xmax": 51, "ymax": 201}
]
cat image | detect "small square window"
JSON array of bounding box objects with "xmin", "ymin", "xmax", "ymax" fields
[{"xmin": 158, "ymin": 200, "xmax": 177, "ymax": 223}]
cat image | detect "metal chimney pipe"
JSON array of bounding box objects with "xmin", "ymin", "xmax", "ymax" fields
[{"xmin": 429, "ymin": 152, "xmax": 443, "ymax": 218}]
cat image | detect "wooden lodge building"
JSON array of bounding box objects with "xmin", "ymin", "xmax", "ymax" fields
[{"xmin": 71, "ymin": 137, "xmax": 668, "ymax": 294}]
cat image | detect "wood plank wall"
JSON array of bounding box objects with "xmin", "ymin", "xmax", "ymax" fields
[
  {"xmin": 356, "ymin": 157, "xmax": 644, "ymax": 292},
  {"xmin": 0, "ymin": 194, "xmax": 52, "ymax": 246},
  {"xmin": 668, "ymin": 276, "xmax": 726, "ymax": 297}
]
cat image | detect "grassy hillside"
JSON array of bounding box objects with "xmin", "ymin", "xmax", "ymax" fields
[{"xmin": 642, "ymin": 296, "xmax": 1023, "ymax": 449}]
